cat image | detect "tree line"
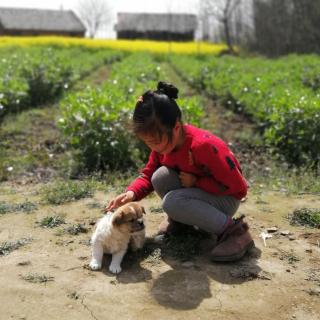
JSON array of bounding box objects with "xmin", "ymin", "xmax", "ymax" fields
[{"xmin": 201, "ymin": 0, "xmax": 320, "ymax": 56}]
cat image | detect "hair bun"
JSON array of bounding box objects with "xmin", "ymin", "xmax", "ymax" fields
[{"xmin": 157, "ymin": 81, "xmax": 179, "ymax": 99}]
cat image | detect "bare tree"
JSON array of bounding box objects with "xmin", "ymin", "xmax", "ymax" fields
[
  {"xmin": 77, "ymin": 0, "xmax": 111, "ymax": 38},
  {"xmin": 199, "ymin": 0, "xmax": 242, "ymax": 53}
]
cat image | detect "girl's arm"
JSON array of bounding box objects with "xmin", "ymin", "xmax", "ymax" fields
[{"xmin": 126, "ymin": 151, "xmax": 160, "ymax": 201}]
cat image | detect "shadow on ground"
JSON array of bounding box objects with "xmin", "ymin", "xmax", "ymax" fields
[{"xmin": 94, "ymin": 229, "xmax": 264, "ymax": 310}]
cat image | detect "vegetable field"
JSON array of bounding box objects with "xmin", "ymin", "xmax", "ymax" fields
[
  {"xmin": 0, "ymin": 37, "xmax": 319, "ymax": 320},
  {"xmin": 170, "ymin": 54, "xmax": 320, "ymax": 166}
]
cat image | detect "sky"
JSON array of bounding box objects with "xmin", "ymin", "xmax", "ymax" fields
[{"xmin": 0, "ymin": 0, "xmax": 200, "ymax": 37}]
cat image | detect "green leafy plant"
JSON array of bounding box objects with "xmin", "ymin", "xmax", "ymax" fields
[{"xmin": 289, "ymin": 207, "xmax": 320, "ymax": 228}]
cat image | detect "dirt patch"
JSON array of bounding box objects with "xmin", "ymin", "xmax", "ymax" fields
[{"xmin": 1, "ymin": 186, "xmax": 319, "ymax": 320}]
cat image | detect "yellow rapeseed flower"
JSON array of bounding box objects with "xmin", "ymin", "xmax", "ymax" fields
[{"xmin": 0, "ymin": 36, "xmax": 227, "ymax": 55}]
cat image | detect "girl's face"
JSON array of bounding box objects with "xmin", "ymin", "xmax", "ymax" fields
[{"xmin": 139, "ymin": 122, "xmax": 183, "ymax": 155}]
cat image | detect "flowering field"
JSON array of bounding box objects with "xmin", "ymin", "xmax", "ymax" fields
[{"xmin": 0, "ymin": 36, "xmax": 227, "ymax": 55}]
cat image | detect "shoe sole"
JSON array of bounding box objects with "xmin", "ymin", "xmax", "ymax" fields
[{"xmin": 210, "ymin": 240, "xmax": 255, "ymax": 262}]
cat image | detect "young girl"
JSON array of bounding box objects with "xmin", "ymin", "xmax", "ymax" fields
[{"xmin": 106, "ymin": 81, "xmax": 254, "ymax": 262}]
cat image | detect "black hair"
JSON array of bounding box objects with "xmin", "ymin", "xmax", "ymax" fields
[{"xmin": 133, "ymin": 81, "xmax": 182, "ymax": 142}]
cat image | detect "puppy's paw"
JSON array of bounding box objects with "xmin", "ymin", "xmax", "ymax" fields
[
  {"xmin": 89, "ymin": 260, "xmax": 102, "ymax": 271},
  {"xmin": 109, "ymin": 263, "xmax": 122, "ymax": 274}
]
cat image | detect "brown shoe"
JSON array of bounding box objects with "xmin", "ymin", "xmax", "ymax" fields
[
  {"xmin": 210, "ymin": 215, "xmax": 255, "ymax": 262},
  {"xmin": 157, "ymin": 216, "xmax": 193, "ymax": 236}
]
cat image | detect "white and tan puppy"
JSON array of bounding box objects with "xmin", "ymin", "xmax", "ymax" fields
[{"xmin": 89, "ymin": 202, "xmax": 146, "ymax": 274}]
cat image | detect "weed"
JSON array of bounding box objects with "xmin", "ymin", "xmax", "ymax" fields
[
  {"xmin": 289, "ymin": 207, "xmax": 320, "ymax": 228},
  {"xmin": 38, "ymin": 215, "xmax": 65, "ymax": 228},
  {"xmin": 279, "ymin": 249, "xmax": 301, "ymax": 264},
  {"xmin": 64, "ymin": 224, "xmax": 88, "ymax": 235},
  {"xmin": 0, "ymin": 200, "xmax": 37, "ymax": 214},
  {"xmin": 21, "ymin": 273, "xmax": 54, "ymax": 283},
  {"xmin": 0, "ymin": 238, "xmax": 32, "ymax": 256},
  {"xmin": 42, "ymin": 180, "xmax": 94, "ymax": 205},
  {"xmin": 0, "ymin": 201, "xmax": 12, "ymax": 214},
  {"xmin": 15, "ymin": 201, "xmax": 38, "ymax": 213}
]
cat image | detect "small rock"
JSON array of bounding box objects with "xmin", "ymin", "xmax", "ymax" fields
[
  {"xmin": 267, "ymin": 227, "xmax": 278, "ymax": 233},
  {"xmin": 289, "ymin": 235, "xmax": 296, "ymax": 241},
  {"xmin": 305, "ymin": 249, "xmax": 312, "ymax": 253},
  {"xmin": 17, "ymin": 261, "xmax": 31, "ymax": 266},
  {"xmin": 307, "ymin": 288, "xmax": 320, "ymax": 296},
  {"xmin": 286, "ymin": 269, "xmax": 291, "ymax": 272},
  {"xmin": 181, "ymin": 261, "xmax": 194, "ymax": 268},
  {"xmin": 280, "ymin": 230, "xmax": 290, "ymax": 236}
]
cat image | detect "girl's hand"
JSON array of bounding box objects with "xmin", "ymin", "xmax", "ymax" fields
[
  {"xmin": 179, "ymin": 172, "xmax": 197, "ymax": 188},
  {"xmin": 105, "ymin": 191, "xmax": 135, "ymax": 211}
]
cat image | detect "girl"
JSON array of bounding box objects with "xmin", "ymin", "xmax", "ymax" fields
[{"xmin": 106, "ymin": 81, "xmax": 254, "ymax": 262}]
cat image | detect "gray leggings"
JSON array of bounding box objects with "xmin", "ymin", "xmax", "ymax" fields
[{"xmin": 151, "ymin": 166, "xmax": 240, "ymax": 235}]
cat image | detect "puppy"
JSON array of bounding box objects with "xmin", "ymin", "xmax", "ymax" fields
[{"xmin": 89, "ymin": 202, "xmax": 146, "ymax": 274}]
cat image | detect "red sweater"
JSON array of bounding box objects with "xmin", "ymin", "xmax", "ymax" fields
[{"xmin": 127, "ymin": 124, "xmax": 248, "ymax": 201}]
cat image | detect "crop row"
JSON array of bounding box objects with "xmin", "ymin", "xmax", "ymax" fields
[
  {"xmin": 0, "ymin": 46, "xmax": 123, "ymax": 118},
  {"xmin": 59, "ymin": 53, "xmax": 204, "ymax": 171},
  {"xmin": 170, "ymin": 54, "xmax": 320, "ymax": 167}
]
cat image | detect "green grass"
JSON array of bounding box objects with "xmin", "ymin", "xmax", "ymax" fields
[
  {"xmin": 246, "ymin": 158, "xmax": 320, "ymax": 195},
  {"xmin": 38, "ymin": 215, "xmax": 65, "ymax": 228},
  {"xmin": 58, "ymin": 223, "xmax": 88, "ymax": 236},
  {"xmin": 0, "ymin": 200, "xmax": 37, "ymax": 214},
  {"xmin": 0, "ymin": 238, "xmax": 32, "ymax": 255},
  {"xmin": 289, "ymin": 207, "xmax": 320, "ymax": 228},
  {"xmin": 41, "ymin": 180, "xmax": 94, "ymax": 205}
]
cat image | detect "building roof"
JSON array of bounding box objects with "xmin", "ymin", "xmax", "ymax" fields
[
  {"xmin": 116, "ymin": 12, "xmax": 197, "ymax": 33},
  {"xmin": 0, "ymin": 7, "xmax": 86, "ymax": 32}
]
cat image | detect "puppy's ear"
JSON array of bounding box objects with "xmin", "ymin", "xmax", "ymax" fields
[
  {"xmin": 141, "ymin": 206, "xmax": 146, "ymax": 215},
  {"xmin": 113, "ymin": 211, "xmax": 125, "ymax": 225}
]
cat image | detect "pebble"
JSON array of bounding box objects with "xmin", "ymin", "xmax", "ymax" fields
[
  {"xmin": 307, "ymin": 288, "xmax": 320, "ymax": 296},
  {"xmin": 305, "ymin": 249, "xmax": 313, "ymax": 253},
  {"xmin": 267, "ymin": 227, "xmax": 278, "ymax": 233},
  {"xmin": 280, "ymin": 230, "xmax": 290, "ymax": 236},
  {"xmin": 289, "ymin": 235, "xmax": 296, "ymax": 241},
  {"xmin": 182, "ymin": 261, "xmax": 195, "ymax": 268}
]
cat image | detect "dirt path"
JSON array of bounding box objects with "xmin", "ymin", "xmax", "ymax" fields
[{"xmin": 0, "ymin": 185, "xmax": 319, "ymax": 320}]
